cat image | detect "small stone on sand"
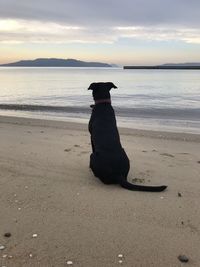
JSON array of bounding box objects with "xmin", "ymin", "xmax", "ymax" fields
[
  {"xmin": 178, "ymin": 255, "xmax": 189, "ymax": 263},
  {"xmin": 4, "ymin": 233, "xmax": 11, "ymax": 238},
  {"xmin": 178, "ymin": 192, "xmax": 182, "ymax": 197},
  {"xmin": 0, "ymin": 245, "xmax": 5, "ymax": 250},
  {"xmin": 32, "ymin": 234, "xmax": 38, "ymax": 238},
  {"xmin": 66, "ymin": 260, "xmax": 73, "ymax": 265}
]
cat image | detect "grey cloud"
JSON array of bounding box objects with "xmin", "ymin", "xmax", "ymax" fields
[{"xmin": 0, "ymin": 0, "xmax": 200, "ymax": 28}]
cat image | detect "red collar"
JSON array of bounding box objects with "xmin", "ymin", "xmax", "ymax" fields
[{"xmin": 95, "ymin": 99, "xmax": 111, "ymax": 105}]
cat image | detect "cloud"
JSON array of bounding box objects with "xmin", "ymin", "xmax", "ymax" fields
[
  {"xmin": 114, "ymin": 26, "xmax": 200, "ymax": 44},
  {"xmin": 0, "ymin": 0, "xmax": 200, "ymax": 44},
  {"xmin": 0, "ymin": 18, "xmax": 200, "ymax": 45},
  {"xmin": 0, "ymin": 19, "xmax": 117, "ymax": 44},
  {"xmin": 0, "ymin": 0, "xmax": 200, "ymax": 28}
]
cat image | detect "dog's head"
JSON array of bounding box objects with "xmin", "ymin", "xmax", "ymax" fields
[{"xmin": 88, "ymin": 82, "xmax": 117, "ymax": 101}]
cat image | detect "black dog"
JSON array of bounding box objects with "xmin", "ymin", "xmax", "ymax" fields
[{"xmin": 88, "ymin": 82, "xmax": 167, "ymax": 192}]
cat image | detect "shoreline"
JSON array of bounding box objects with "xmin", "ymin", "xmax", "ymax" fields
[
  {"xmin": 0, "ymin": 107, "xmax": 200, "ymax": 135},
  {"xmin": 0, "ymin": 114, "xmax": 200, "ymax": 142},
  {"xmin": 0, "ymin": 114, "xmax": 200, "ymax": 266}
]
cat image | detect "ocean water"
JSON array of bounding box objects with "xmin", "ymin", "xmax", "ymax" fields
[{"xmin": 0, "ymin": 67, "xmax": 200, "ymax": 133}]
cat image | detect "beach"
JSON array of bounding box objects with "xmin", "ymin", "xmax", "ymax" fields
[{"xmin": 0, "ymin": 115, "xmax": 200, "ymax": 267}]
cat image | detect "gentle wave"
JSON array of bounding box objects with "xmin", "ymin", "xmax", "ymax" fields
[
  {"xmin": 0, "ymin": 104, "xmax": 90, "ymax": 113},
  {"xmin": 0, "ymin": 104, "xmax": 200, "ymax": 121}
]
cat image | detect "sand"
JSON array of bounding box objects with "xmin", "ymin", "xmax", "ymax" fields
[{"xmin": 0, "ymin": 115, "xmax": 200, "ymax": 267}]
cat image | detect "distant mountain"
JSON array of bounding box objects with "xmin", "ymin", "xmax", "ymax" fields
[
  {"xmin": 162, "ymin": 62, "xmax": 200, "ymax": 67},
  {"xmin": 0, "ymin": 58, "xmax": 112, "ymax": 67},
  {"xmin": 124, "ymin": 62, "xmax": 200, "ymax": 69}
]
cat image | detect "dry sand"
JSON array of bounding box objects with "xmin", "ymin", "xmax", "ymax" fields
[{"xmin": 0, "ymin": 115, "xmax": 200, "ymax": 267}]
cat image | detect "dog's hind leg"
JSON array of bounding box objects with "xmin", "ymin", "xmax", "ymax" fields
[{"xmin": 89, "ymin": 153, "xmax": 117, "ymax": 184}]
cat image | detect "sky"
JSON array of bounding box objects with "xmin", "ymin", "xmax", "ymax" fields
[{"xmin": 0, "ymin": 0, "xmax": 200, "ymax": 65}]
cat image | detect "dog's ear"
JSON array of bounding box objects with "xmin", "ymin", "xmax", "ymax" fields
[
  {"xmin": 107, "ymin": 82, "xmax": 117, "ymax": 90},
  {"xmin": 88, "ymin": 83, "xmax": 96, "ymax": 90}
]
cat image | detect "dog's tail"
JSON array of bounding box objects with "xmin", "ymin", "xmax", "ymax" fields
[{"xmin": 117, "ymin": 176, "xmax": 167, "ymax": 192}]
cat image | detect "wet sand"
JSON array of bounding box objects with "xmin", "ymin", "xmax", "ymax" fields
[{"xmin": 0, "ymin": 115, "xmax": 200, "ymax": 266}]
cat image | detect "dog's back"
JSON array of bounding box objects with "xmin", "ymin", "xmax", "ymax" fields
[{"xmin": 89, "ymin": 103, "xmax": 122, "ymax": 153}]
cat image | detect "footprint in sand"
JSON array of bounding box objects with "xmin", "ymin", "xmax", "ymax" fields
[
  {"xmin": 80, "ymin": 151, "xmax": 89, "ymax": 154},
  {"xmin": 168, "ymin": 164, "xmax": 174, "ymax": 167},
  {"xmin": 64, "ymin": 148, "xmax": 71, "ymax": 152},
  {"xmin": 132, "ymin": 177, "xmax": 145, "ymax": 183},
  {"xmin": 74, "ymin": 144, "xmax": 80, "ymax": 148},
  {"xmin": 160, "ymin": 153, "xmax": 175, "ymax": 158}
]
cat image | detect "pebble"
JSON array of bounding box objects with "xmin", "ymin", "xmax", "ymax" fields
[
  {"xmin": 0, "ymin": 245, "xmax": 5, "ymax": 250},
  {"xmin": 66, "ymin": 260, "xmax": 73, "ymax": 265},
  {"xmin": 2, "ymin": 254, "xmax": 7, "ymax": 258},
  {"xmin": 178, "ymin": 255, "xmax": 189, "ymax": 263},
  {"xmin": 118, "ymin": 260, "xmax": 123, "ymax": 264},
  {"xmin": 178, "ymin": 192, "xmax": 182, "ymax": 197},
  {"xmin": 4, "ymin": 233, "xmax": 11, "ymax": 238},
  {"xmin": 18, "ymin": 207, "xmax": 21, "ymax": 211},
  {"xmin": 32, "ymin": 234, "xmax": 38, "ymax": 238},
  {"xmin": 160, "ymin": 196, "xmax": 164, "ymax": 199},
  {"xmin": 118, "ymin": 254, "xmax": 123, "ymax": 258},
  {"xmin": 29, "ymin": 254, "xmax": 33, "ymax": 258}
]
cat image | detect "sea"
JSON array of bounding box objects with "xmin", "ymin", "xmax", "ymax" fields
[{"xmin": 0, "ymin": 67, "xmax": 200, "ymax": 134}]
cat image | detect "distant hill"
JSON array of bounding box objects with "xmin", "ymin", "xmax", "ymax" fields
[
  {"xmin": 162, "ymin": 62, "xmax": 200, "ymax": 67},
  {"xmin": 0, "ymin": 58, "xmax": 112, "ymax": 67},
  {"xmin": 124, "ymin": 62, "xmax": 200, "ymax": 70}
]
